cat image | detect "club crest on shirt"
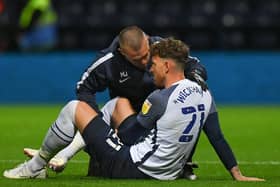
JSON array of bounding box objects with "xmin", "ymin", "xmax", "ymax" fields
[{"xmin": 141, "ymin": 99, "xmax": 152, "ymax": 115}]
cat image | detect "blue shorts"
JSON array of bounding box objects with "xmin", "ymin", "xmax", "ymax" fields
[{"xmin": 82, "ymin": 116, "xmax": 149, "ymax": 179}]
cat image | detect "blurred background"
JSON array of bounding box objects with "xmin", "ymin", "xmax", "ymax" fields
[
  {"xmin": 1, "ymin": 0, "xmax": 280, "ymax": 51},
  {"xmin": 0, "ymin": 0, "xmax": 280, "ymax": 105}
]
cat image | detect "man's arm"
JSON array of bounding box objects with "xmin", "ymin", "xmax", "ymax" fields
[
  {"xmin": 117, "ymin": 114, "xmax": 149, "ymax": 145},
  {"xmin": 76, "ymin": 52, "xmax": 112, "ymax": 111},
  {"xmin": 184, "ymin": 56, "xmax": 208, "ymax": 91},
  {"xmin": 117, "ymin": 89, "xmax": 166, "ymax": 145},
  {"xmin": 203, "ymin": 112, "xmax": 265, "ymax": 181},
  {"xmin": 203, "ymin": 112, "xmax": 238, "ymax": 169}
]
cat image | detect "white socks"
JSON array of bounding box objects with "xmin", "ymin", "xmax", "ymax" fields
[
  {"xmin": 54, "ymin": 132, "xmax": 85, "ymax": 162},
  {"xmin": 50, "ymin": 98, "xmax": 118, "ymax": 162},
  {"xmin": 26, "ymin": 98, "xmax": 118, "ymax": 173},
  {"xmin": 27, "ymin": 100, "xmax": 78, "ymax": 172}
]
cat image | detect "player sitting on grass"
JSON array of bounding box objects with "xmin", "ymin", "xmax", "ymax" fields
[
  {"xmin": 20, "ymin": 26, "xmax": 255, "ymax": 181},
  {"xmin": 3, "ymin": 38, "xmax": 264, "ymax": 181}
]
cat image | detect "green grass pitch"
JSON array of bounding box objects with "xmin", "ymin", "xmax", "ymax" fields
[{"xmin": 0, "ymin": 104, "xmax": 279, "ymax": 187}]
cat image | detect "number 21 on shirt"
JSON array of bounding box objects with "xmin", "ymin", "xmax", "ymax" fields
[{"xmin": 179, "ymin": 104, "xmax": 205, "ymax": 143}]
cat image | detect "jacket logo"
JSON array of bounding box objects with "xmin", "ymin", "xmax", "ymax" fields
[
  {"xmin": 120, "ymin": 71, "xmax": 128, "ymax": 78},
  {"xmin": 119, "ymin": 71, "xmax": 130, "ymax": 83}
]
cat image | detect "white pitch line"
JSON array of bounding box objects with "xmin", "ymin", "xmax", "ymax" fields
[
  {"xmin": 198, "ymin": 161, "xmax": 280, "ymax": 165},
  {"xmin": 1, "ymin": 160, "xmax": 280, "ymax": 165}
]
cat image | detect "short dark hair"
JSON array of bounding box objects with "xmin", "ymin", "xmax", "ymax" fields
[
  {"xmin": 150, "ymin": 37, "xmax": 189, "ymax": 64},
  {"xmin": 119, "ymin": 26, "xmax": 145, "ymax": 51}
]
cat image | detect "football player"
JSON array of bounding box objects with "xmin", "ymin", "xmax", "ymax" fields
[{"xmin": 4, "ymin": 38, "xmax": 264, "ymax": 181}]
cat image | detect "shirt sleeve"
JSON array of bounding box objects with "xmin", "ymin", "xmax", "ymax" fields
[
  {"xmin": 136, "ymin": 90, "xmax": 167, "ymax": 129},
  {"xmin": 203, "ymin": 105, "xmax": 238, "ymax": 170},
  {"xmin": 76, "ymin": 52, "xmax": 110, "ymax": 110}
]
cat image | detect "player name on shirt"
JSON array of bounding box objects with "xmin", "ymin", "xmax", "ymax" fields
[{"xmin": 174, "ymin": 86, "xmax": 203, "ymax": 104}]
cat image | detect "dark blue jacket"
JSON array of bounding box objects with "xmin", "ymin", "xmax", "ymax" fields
[{"xmin": 76, "ymin": 35, "xmax": 207, "ymax": 112}]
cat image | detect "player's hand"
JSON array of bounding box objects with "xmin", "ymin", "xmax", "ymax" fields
[
  {"xmin": 234, "ymin": 175, "xmax": 265, "ymax": 182},
  {"xmin": 230, "ymin": 166, "xmax": 265, "ymax": 181},
  {"xmin": 189, "ymin": 71, "xmax": 208, "ymax": 91}
]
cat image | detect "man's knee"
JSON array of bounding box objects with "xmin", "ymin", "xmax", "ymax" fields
[
  {"xmin": 64, "ymin": 100, "xmax": 79, "ymax": 121},
  {"xmin": 112, "ymin": 98, "xmax": 135, "ymax": 128},
  {"xmin": 75, "ymin": 101, "xmax": 99, "ymax": 133},
  {"xmin": 57, "ymin": 100, "xmax": 79, "ymax": 128}
]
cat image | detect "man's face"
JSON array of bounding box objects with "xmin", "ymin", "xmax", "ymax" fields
[
  {"xmin": 120, "ymin": 37, "xmax": 150, "ymax": 70},
  {"xmin": 149, "ymin": 55, "xmax": 167, "ymax": 88}
]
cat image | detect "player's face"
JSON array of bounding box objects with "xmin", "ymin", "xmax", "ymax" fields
[
  {"xmin": 120, "ymin": 37, "xmax": 150, "ymax": 70},
  {"xmin": 150, "ymin": 55, "xmax": 167, "ymax": 88}
]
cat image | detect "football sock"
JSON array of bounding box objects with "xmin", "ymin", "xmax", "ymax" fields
[
  {"xmin": 27, "ymin": 101, "xmax": 78, "ymax": 172},
  {"xmin": 51, "ymin": 98, "xmax": 118, "ymax": 162},
  {"xmin": 53, "ymin": 131, "xmax": 85, "ymax": 161}
]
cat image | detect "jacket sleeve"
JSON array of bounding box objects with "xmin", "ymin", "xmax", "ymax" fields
[
  {"xmin": 185, "ymin": 56, "xmax": 208, "ymax": 81},
  {"xmin": 76, "ymin": 52, "xmax": 110, "ymax": 111}
]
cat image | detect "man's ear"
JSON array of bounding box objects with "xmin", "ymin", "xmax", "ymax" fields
[
  {"xmin": 165, "ymin": 61, "xmax": 170, "ymax": 73},
  {"xmin": 118, "ymin": 48, "xmax": 124, "ymax": 56},
  {"xmin": 145, "ymin": 35, "xmax": 149, "ymax": 41}
]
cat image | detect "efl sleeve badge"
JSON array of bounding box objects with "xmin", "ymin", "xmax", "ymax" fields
[{"xmin": 141, "ymin": 99, "xmax": 152, "ymax": 115}]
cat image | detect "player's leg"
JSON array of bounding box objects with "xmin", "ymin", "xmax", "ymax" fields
[
  {"xmin": 3, "ymin": 100, "xmax": 79, "ymax": 179},
  {"xmin": 87, "ymin": 97, "xmax": 136, "ymax": 176},
  {"xmin": 111, "ymin": 97, "xmax": 136, "ymax": 129},
  {"xmin": 79, "ymin": 99, "xmax": 148, "ymax": 178},
  {"xmin": 48, "ymin": 132, "xmax": 85, "ymax": 172},
  {"xmin": 49, "ymin": 100, "xmax": 99, "ymax": 169},
  {"xmin": 23, "ymin": 98, "xmax": 121, "ymax": 174},
  {"xmin": 23, "ymin": 132, "xmax": 85, "ymax": 172},
  {"xmin": 87, "ymin": 97, "xmax": 119, "ymax": 176}
]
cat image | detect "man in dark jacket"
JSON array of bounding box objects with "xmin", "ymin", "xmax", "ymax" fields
[{"xmin": 23, "ymin": 26, "xmax": 237, "ymax": 180}]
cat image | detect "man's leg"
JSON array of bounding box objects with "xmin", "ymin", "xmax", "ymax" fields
[
  {"xmin": 87, "ymin": 97, "xmax": 134, "ymax": 176},
  {"xmin": 48, "ymin": 132, "xmax": 85, "ymax": 172},
  {"xmin": 23, "ymin": 97, "xmax": 122, "ymax": 175},
  {"xmin": 3, "ymin": 101, "xmax": 79, "ymax": 179},
  {"xmin": 23, "ymin": 131, "xmax": 86, "ymax": 172},
  {"xmin": 77, "ymin": 99, "xmax": 148, "ymax": 178}
]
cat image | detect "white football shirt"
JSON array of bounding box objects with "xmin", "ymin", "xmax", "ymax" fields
[{"xmin": 130, "ymin": 79, "xmax": 213, "ymax": 180}]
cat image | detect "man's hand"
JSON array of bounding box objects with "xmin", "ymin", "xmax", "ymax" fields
[
  {"xmin": 184, "ymin": 56, "xmax": 208, "ymax": 91},
  {"xmin": 230, "ymin": 166, "xmax": 265, "ymax": 181},
  {"xmin": 189, "ymin": 70, "xmax": 208, "ymax": 91}
]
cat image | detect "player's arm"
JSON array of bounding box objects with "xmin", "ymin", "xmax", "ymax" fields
[
  {"xmin": 117, "ymin": 114, "xmax": 149, "ymax": 145},
  {"xmin": 137, "ymin": 90, "xmax": 166, "ymax": 129},
  {"xmin": 76, "ymin": 53, "xmax": 110, "ymax": 111},
  {"xmin": 203, "ymin": 112, "xmax": 238, "ymax": 170},
  {"xmin": 203, "ymin": 108, "xmax": 264, "ymax": 181},
  {"xmin": 184, "ymin": 56, "xmax": 208, "ymax": 91},
  {"xmin": 117, "ymin": 90, "xmax": 166, "ymax": 144}
]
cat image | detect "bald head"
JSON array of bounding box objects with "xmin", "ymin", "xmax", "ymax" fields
[
  {"xmin": 118, "ymin": 26, "xmax": 150, "ymax": 69},
  {"xmin": 119, "ymin": 26, "xmax": 146, "ymax": 51}
]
